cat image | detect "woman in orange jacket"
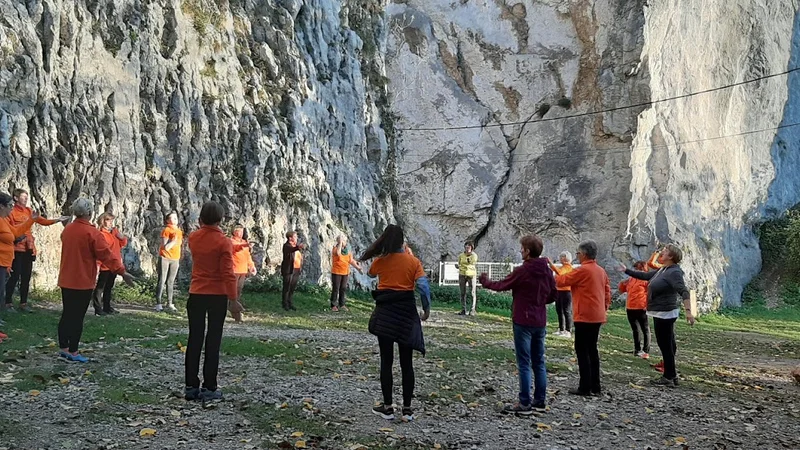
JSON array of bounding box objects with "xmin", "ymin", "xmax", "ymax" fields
[
  {"xmin": 57, "ymin": 198, "xmax": 135, "ymax": 363},
  {"xmin": 230, "ymin": 224, "xmax": 256, "ymax": 323},
  {"xmin": 92, "ymin": 212, "xmax": 129, "ymax": 316},
  {"xmin": 548, "ymin": 251, "xmax": 575, "ymax": 337},
  {"xmin": 618, "ymin": 260, "xmax": 650, "ymax": 358},
  {"xmin": 0, "ymin": 193, "xmax": 37, "ymax": 338},
  {"xmin": 4, "ymin": 188, "xmax": 69, "ymax": 312},
  {"xmin": 184, "ymin": 201, "xmax": 237, "ymax": 401}
]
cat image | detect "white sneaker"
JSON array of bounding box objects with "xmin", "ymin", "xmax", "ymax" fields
[
  {"xmin": 167, "ymin": 304, "xmax": 178, "ymax": 312},
  {"xmin": 561, "ymin": 331, "xmax": 572, "ymax": 339},
  {"xmin": 552, "ymin": 330, "xmax": 564, "ymax": 337},
  {"xmin": 154, "ymin": 304, "xmax": 163, "ymax": 312}
]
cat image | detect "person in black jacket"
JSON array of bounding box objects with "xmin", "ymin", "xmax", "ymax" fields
[
  {"xmin": 360, "ymin": 224, "xmax": 431, "ymax": 422},
  {"xmin": 280, "ymin": 231, "xmax": 305, "ymax": 311},
  {"xmin": 617, "ymin": 244, "xmax": 695, "ymax": 387}
]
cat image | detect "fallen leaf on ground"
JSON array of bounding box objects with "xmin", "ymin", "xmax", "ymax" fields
[
  {"xmin": 139, "ymin": 428, "xmax": 157, "ymax": 437},
  {"xmin": 295, "ymin": 440, "xmax": 307, "ymax": 448},
  {"xmin": 291, "ymin": 432, "xmax": 304, "ymax": 438},
  {"xmin": 573, "ymin": 413, "xmax": 582, "ymax": 419},
  {"xmin": 378, "ymin": 427, "xmax": 394, "ymax": 432},
  {"xmin": 536, "ymin": 423, "xmax": 552, "ymax": 431},
  {"xmin": 29, "ymin": 390, "xmax": 40, "ymax": 397},
  {"xmin": 59, "ymin": 377, "xmax": 70, "ymax": 385}
]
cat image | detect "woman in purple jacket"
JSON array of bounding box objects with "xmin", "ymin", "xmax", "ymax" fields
[{"xmin": 479, "ymin": 235, "xmax": 557, "ymax": 414}]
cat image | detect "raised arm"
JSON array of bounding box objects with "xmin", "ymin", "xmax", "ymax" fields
[
  {"xmin": 479, "ymin": 266, "xmax": 520, "ymax": 292},
  {"xmin": 624, "ymin": 268, "xmax": 657, "ymax": 281}
]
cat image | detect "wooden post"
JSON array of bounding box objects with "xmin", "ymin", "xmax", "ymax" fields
[{"xmin": 689, "ymin": 290, "xmax": 698, "ymax": 317}]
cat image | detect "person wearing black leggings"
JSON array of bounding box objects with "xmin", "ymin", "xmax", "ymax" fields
[
  {"xmin": 360, "ymin": 224, "xmax": 431, "ymax": 422},
  {"xmin": 618, "ymin": 244, "xmax": 694, "ymax": 387}
]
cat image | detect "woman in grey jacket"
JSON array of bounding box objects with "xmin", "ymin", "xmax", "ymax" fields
[{"xmin": 618, "ymin": 244, "xmax": 695, "ymax": 387}]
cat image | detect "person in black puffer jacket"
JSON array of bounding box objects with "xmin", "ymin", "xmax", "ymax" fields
[
  {"xmin": 617, "ymin": 244, "xmax": 695, "ymax": 387},
  {"xmin": 359, "ymin": 224, "xmax": 431, "ymax": 422}
]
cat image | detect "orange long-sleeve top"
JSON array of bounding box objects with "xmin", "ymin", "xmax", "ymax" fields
[
  {"xmin": 647, "ymin": 252, "xmax": 662, "ymax": 270},
  {"xmin": 0, "ymin": 217, "xmax": 35, "ymax": 268},
  {"xmin": 618, "ymin": 278, "xmax": 648, "ymax": 310},
  {"xmin": 97, "ymin": 228, "xmax": 128, "ymax": 271},
  {"xmin": 189, "ymin": 226, "xmax": 237, "ymax": 299},
  {"xmin": 548, "ymin": 261, "xmax": 574, "ymax": 291},
  {"xmin": 555, "ymin": 260, "xmax": 611, "ymax": 323},
  {"xmin": 231, "ymin": 237, "xmax": 255, "ymax": 275},
  {"xmin": 7, "ymin": 205, "xmax": 60, "ymax": 254},
  {"xmin": 58, "ymin": 219, "xmax": 125, "ymax": 290}
]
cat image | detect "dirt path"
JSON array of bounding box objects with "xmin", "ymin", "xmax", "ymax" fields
[{"xmin": 1, "ymin": 312, "xmax": 799, "ymax": 449}]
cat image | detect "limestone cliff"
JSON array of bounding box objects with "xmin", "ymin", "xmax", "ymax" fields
[{"xmin": 0, "ymin": 0, "xmax": 395, "ymax": 286}]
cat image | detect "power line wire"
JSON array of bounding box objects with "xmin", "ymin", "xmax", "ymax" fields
[
  {"xmin": 396, "ymin": 120, "xmax": 800, "ymax": 175},
  {"xmin": 396, "ymin": 67, "xmax": 800, "ymax": 132}
]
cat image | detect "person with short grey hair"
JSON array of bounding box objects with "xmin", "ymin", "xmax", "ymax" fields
[{"xmin": 548, "ymin": 250, "xmax": 575, "ymax": 337}]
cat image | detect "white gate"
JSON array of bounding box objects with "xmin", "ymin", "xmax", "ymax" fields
[{"xmin": 437, "ymin": 262, "xmax": 578, "ymax": 286}]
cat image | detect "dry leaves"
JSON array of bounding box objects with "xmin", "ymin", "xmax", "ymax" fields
[{"xmin": 139, "ymin": 428, "xmax": 157, "ymax": 437}]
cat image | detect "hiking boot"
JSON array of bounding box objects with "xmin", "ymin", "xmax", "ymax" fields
[
  {"xmin": 457, "ymin": 310, "xmax": 466, "ymax": 316},
  {"xmin": 651, "ymin": 376, "xmax": 675, "ymax": 387},
  {"xmin": 331, "ymin": 306, "xmax": 339, "ymax": 312},
  {"xmin": 154, "ymin": 304, "xmax": 163, "ymax": 312},
  {"xmin": 199, "ymin": 388, "xmax": 223, "ymax": 401},
  {"xmin": 339, "ymin": 305, "xmax": 349, "ymax": 312},
  {"xmin": 371, "ymin": 404, "xmax": 395, "ymax": 420},
  {"xmin": 503, "ymin": 402, "xmax": 534, "ymax": 416},
  {"xmin": 184, "ymin": 386, "xmax": 201, "ymax": 401},
  {"xmin": 19, "ymin": 304, "xmax": 32, "ymax": 313},
  {"xmin": 401, "ymin": 407, "xmax": 414, "ymax": 421},
  {"xmin": 568, "ymin": 388, "xmax": 592, "ymax": 396},
  {"xmin": 636, "ymin": 351, "xmax": 650, "ymax": 359}
]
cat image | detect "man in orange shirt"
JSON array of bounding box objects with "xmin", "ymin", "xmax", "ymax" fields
[
  {"xmin": 280, "ymin": 231, "xmax": 305, "ymax": 311},
  {"xmin": 184, "ymin": 201, "xmax": 237, "ymax": 401},
  {"xmin": 4, "ymin": 189, "xmax": 68, "ymax": 312},
  {"xmin": 554, "ymin": 240, "xmax": 611, "ymax": 396},
  {"xmin": 92, "ymin": 212, "xmax": 128, "ymax": 316}
]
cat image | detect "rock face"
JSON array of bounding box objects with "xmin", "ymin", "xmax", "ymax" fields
[
  {"xmin": 0, "ymin": 0, "xmax": 395, "ymax": 286},
  {"xmin": 626, "ymin": 1, "xmax": 800, "ymax": 307},
  {"xmin": 386, "ymin": 0, "xmax": 649, "ymax": 274}
]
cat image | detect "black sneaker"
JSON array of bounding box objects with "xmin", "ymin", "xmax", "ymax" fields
[
  {"xmin": 106, "ymin": 308, "xmax": 120, "ymax": 315},
  {"xmin": 199, "ymin": 388, "xmax": 223, "ymax": 400},
  {"xmin": 568, "ymin": 388, "xmax": 592, "ymax": 396},
  {"xmin": 503, "ymin": 402, "xmax": 534, "ymax": 415},
  {"xmin": 371, "ymin": 404, "xmax": 395, "ymax": 420},
  {"xmin": 458, "ymin": 310, "xmax": 466, "ymax": 316},
  {"xmin": 94, "ymin": 310, "xmax": 108, "ymax": 316},
  {"xmin": 185, "ymin": 386, "xmax": 200, "ymax": 400},
  {"xmin": 672, "ymin": 377, "xmax": 680, "ymax": 387},
  {"xmin": 531, "ymin": 402, "xmax": 547, "ymax": 411},
  {"xmin": 651, "ymin": 376, "xmax": 675, "ymax": 387}
]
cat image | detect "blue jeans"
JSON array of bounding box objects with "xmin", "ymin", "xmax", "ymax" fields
[{"xmin": 513, "ymin": 323, "xmax": 547, "ymax": 406}]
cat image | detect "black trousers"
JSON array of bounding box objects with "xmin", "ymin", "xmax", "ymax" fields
[
  {"xmin": 378, "ymin": 336, "xmax": 415, "ymax": 408},
  {"xmin": 58, "ymin": 288, "xmax": 93, "ymax": 353},
  {"xmin": 281, "ymin": 272, "xmax": 300, "ymax": 308},
  {"xmin": 626, "ymin": 309, "xmax": 650, "ymax": 353},
  {"xmin": 573, "ymin": 322, "xmax": 602, "ymax": 393},
  {"xmin": 92, "ymin": 271, "xmax": 117, "ymax": 313},
  {"xmin": 653, "ymin": 317, "xmax": 678, "ymax": 379},
  {"xmin": 184, "ymin": 294, "xmax": 227, "ymax": 391},
  {"xmin": 6, "ymin": 251, "xmax": 34, "ymax": 305},
  {"xmin": 330, "ymin": 273, "xmax": 349, "ymax": 307},
  {"xmin": 555, "ymin": 291, "xmax": 573, "ymax": 332}
]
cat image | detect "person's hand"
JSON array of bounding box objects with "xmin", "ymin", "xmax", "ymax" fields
[
  {"xmin": 58, "ymin": 215, "xmax": 70, "ymax": 223},
  {"xmin": 298, "ymin": 243, "xmax": 306, "ymax": 250},
  {"xmin": 686, "ymin": 312, "xmax": 696, "ymax": 326},
  {"xmin": 250, "ymin": 267, "xmax": 257, "ymax": 276},
  {"xmin": 31, "ymin": 211, "xmax": 40, "ymax": 220},
  {"xmin": 420, "ymin": 309, "xmax": 430, "ymax": 321},
  {"xmin": 478, "ymin": 273, "xmax": 488, "ymax": 285},
  {"xmin": 121, "ymin": 272, "xmax": 136, "ymax": 287},
  {"xmin": 615, "ymin": 263, "xmax": 626, "ymax": 272}
]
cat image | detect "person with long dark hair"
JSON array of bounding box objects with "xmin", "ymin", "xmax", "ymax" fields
[
  {"xmin": 617, "ymin": 244, "xmax": 694, "ymax": 387},
  {"xmin": 360, "ymin": 224, "xmax": 430, "ymax": 422},
  {"xmin": 184, "ymin": 201, "xmax": 237, "ymax": 400},
  {"xmin": 57, "ymin": 198, "xmax": 135, "ymax": 363}
]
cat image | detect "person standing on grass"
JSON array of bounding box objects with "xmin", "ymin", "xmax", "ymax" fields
[
  {"xmin": 360, "ymin": 224, "xmax": 430, "ymax": 422},
  {"xmin": 548, "ymin": 251, "xmax": 575, "ymax": 338},
  {"xmin": 479, "ymin": 235, "xmax": 556, "ymax": 414},
  {"xmin": 618, "ymin": 260, "xmax": 650, "ymax": 359},
  {"xmin": 184, "ymin": 201, "xmax": 237, "ymax": 401},
  {"xmin": 92, "ymin": 212, "xmax": 128, "ymax": 316},
  {"xmin": 4, "ymin": 188, "xmax": 69, "ymax": 313},
  {"xmin": 617, "ymin": 244, "xmax": 694, "ymax": 387},
  {"xmin": 230, "ymin": 224, "xmax": 256, "ymax": 323},
  {"xmin": 280, "ymin": 231, "xmax": 305, "ymax": 311},
  {"xmin": 155, "ymin": 212, "xmax": 182, "ymax": 312},
  {"xmin": 455, "ymin": 241, "xmax": 478, "ymax": 316},
  {"xmin": 330, "ymin": 235, "xmax": 363, "ymax": 312},
  {"xmin": 57, "ymin": 198, "xmax": 135, "ymax": 363},
  {"xmin": 0, "ymin": 193, "xmax": 40, "ymax": 338},
  {"xmin": 553, "ymin": 240, "xmax": 611, "ymax": 396}
]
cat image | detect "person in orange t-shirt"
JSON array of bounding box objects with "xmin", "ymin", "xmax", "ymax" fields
[
  {"xmin": 554, "ymin": 240, "xmax": 611, "ymax": 397},
  {"xmin": 4, "ymin": 188, "xmax": 69, "ymax": 312},
  {"xmin": 155, "ymin": 212, "xmax": 183, "ymax": 312},
  {"xmin": 330, "ymin": 235, "xmax": 363, "ymax": 312},
  {"xmin": 618, "ymin": 260, "xmax": 650, "ymax": 358},
  {"xmin": 229, "ymin": 224, "xmax": 256, "ymax": 323},
  {"xmin": 57, "ymin": 198, "xmax": 134, "ymax": 363},
  {"xmin": 184, "ymin": 201, "xmax": 237, "ymax": 401},
  {"xmin": 548, "ymin": 251, "xmax": 575, "ymax": 337},
  {"xmin": 92, "ymin": 212, "xmax": 128, "ymax": 316}
]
